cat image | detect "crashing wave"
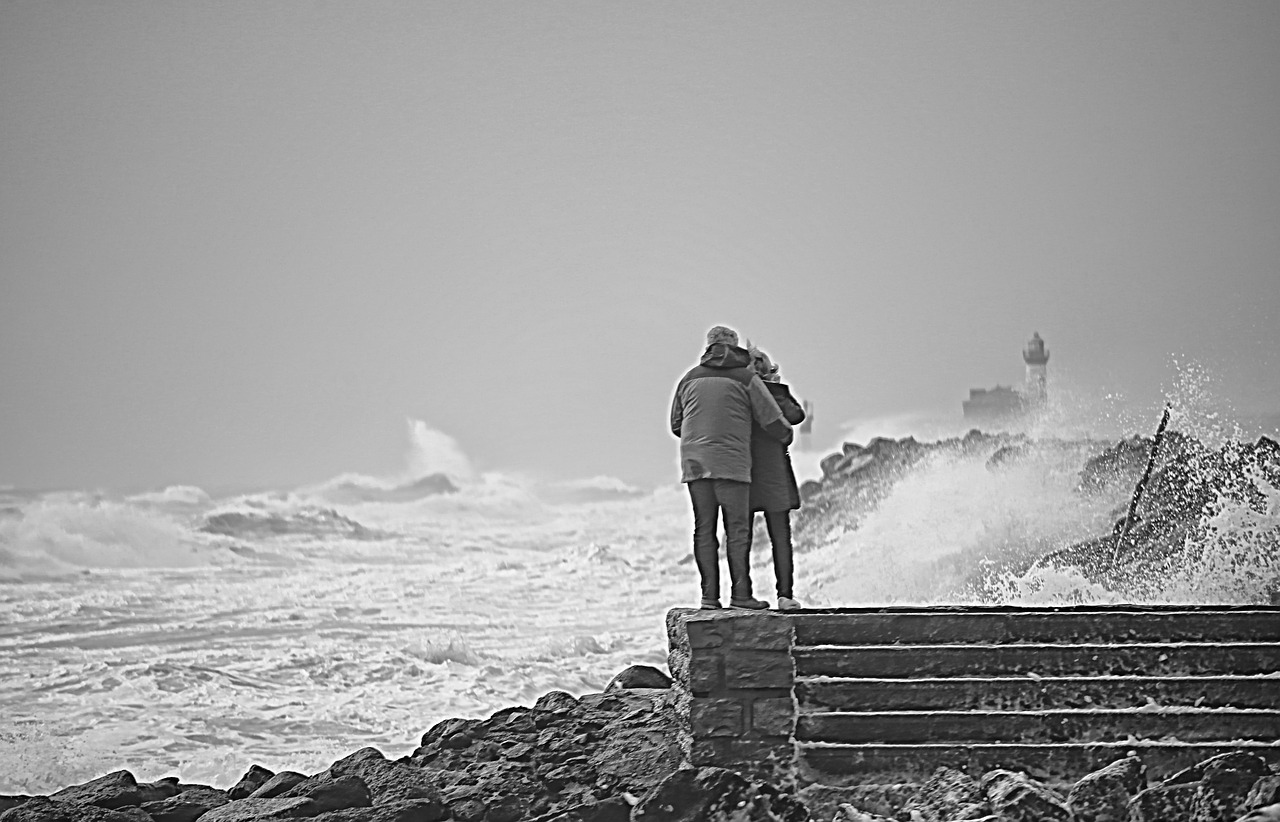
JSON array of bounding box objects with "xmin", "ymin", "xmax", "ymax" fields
[{"xmin": 198, "ymin": 504, "xmax": 385, "ymax": 540}]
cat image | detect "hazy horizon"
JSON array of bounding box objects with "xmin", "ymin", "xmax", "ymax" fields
[{"xmin": 3, "ymin": 2, "xmax": 1278, "ymax": 493}]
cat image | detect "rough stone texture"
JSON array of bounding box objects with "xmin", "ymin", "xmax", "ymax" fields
[
  {"xmin": 1246, "ymin": 778, "xmax": 1280, "ymax": 813},
  {"xmin": 1066, "ymin": 754, "xmax": 1146, "ymax": 822},
  {"xmin": 903, "ymin": 766, "xmax": 988, "ymax": 822},
  {"xmin": 630, "ymin": 766, "xmax": 807, "ymax": 822},
  {"xmin": 0, "ymin": 799, "xmax": 30, "ymax": 816},
  {"xmin": 228, "ymin": 766, "xmax": 276, "ymax": 800},
  {"xmin": 1237, "ymin": 803, "xmax": 1280, "ymax": 822},
  {"xmin": 690, "ymin": 698, "xmax": 743, "ymax": 737},
  {"xmin": 605, "ymin": 665, "xmax": 672, "ymax": 691},
  {"xmin": 326, "ymin": 748, "xmax": 444, "ymax": 809},
  {"xmin": 1190, "ymin": 755, "xmax": 1273, "ymax": 822},
  {"xmin": 829, "ymin": 805, "xmax": 897, "ymax": 822},
  {"xmin": 751, "ymin": 697, "xmax": 795, "ymax": 737},
  {"xmin": 535, "ymin": 691, "xmax": 580, "ymax": 713},
  {"xmin": 249, "ymin": 772, "xmax": 308, "ymax": 800},
  {"xmin": 0, "ymin": 797, "xmax": 145, "ymax": 821},
  {"xmin": 198, "ymin": 797, "xmax": 314, "ymax": 820},
  {"xmin": 139, "ymin": 784, "xmax": 230, "ymax": 821},
  {"xmin": 48, "ymin": 770, "xmax": 142, "ymax": 810},
  {"xmin": 980, "ymin": 769, "xmax": 1073, "ymax": 822},
  {"xmin": 307, "ymin": 799, "xmax": 446, "ymax": 821},
  {"xmin": 1130, "ymin": 782, "xmax": 1200, "ymax": 822},
  {"xmin": 277, "ymin": 773, "xmax": 371, "ymax": 815}
]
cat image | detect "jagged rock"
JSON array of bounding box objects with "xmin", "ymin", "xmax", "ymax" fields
[
  {"xmin": 48, "ymin": 770, "xmax": 142, "ymax": 810},
  {"xmin": 631, "ymin": 767, "xmax": 808, "ymax": 822},
  {"xmin": 1245, "ymin": 779, "xmax": 1280, "ymax": 814},
  {"xmin": 1237, "ymin": 804, "xmax": 1280, "ymax": 822},
  {"xmin": 1066, "ymin": 754, "xmax": 1146, "ymax": 822},
  {"xmin": 307, "ymin": 799, "xmax": 447, "ymax": 821},
  {"xmin": 139, "ymin": 784, "xmax": 230, "ymax": 822},
  {"xmin": 980, "ymin": 769, "xmax": 1072, "ymax": 821},
  {"xmin": 277, "ymin": 773, "xmax": 371, "ymax": 815},
  {"xmin": 228, "ymin": 765, "xmax": 276, "ymax": 800},
  {"xmin": 535, "ymin": 691, "xmax": 580, "ymax": 713},
  {"xmin": 419, "ymin": 717, "xmax": 483, "ymax": 747},
  {"xmin": 249, "ymin": 772, "xmax": 308, "ymax": 799},
  {"xmin": 0, "ymin": 797, "xmax": 145, "ymax": 821},
  {"xmin": 536, "ymin": 796, "xmax": 631, "ymax": 821},
  {"xmin": 829, "ymin": 803, "xmax": 896, "ymax": 821},
  {"xmin": 902, "ymin": 766, "xmax": 987, "ymax": 821},
  {"xmin": 198, "ymin": 797, "xmax": 314, "ymax": 820},
  {"xmin": 605, "ymin": 665, "xmax": 672, "ymax": 691},
  {"xmin": 0, "ymin": 799, "xmax": 31, "ymax": 815},
  {"xmin": 1130, "ymin": 782, "xmax": 1198, "ymax": 821},
  {"xmin": 327, "ymin": 747, "xmax": 444, "ymax": 809}
]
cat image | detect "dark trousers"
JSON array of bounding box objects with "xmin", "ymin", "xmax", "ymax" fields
[
  {"xmin": 753, "ymin": 510, "xmax": 794, "ymax": 599},
  {"xmin": 687, "ymin": 479, "xmax": 753, "ymax": 601}
]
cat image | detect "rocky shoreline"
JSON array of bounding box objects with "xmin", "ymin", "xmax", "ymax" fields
[{"xmin": 3, "ymin": 663, "xmax": 1279, "ymax": 822}]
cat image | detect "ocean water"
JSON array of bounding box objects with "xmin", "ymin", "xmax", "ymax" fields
[{"xmin": 2, "ymin": 414, "xmax": 1277, "ymax": 794}]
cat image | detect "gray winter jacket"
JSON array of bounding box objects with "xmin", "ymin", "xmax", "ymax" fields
[{"xmin": 670, "ymin": 344, "xmax": 793, "ymax": 483}]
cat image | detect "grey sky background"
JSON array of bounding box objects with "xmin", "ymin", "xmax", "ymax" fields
[{"xmin": 2, "ymin": 2, "xmax": 1278, "ymax": 492}]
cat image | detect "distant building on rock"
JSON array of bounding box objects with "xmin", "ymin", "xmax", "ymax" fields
[{"xmin": 962, "ymin": 332, "xmax": 1050, "ymax": 426}]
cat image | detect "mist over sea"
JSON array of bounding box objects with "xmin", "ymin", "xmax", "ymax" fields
[{"xmin": 3, "ymin": 404, "xmax": 1278, "ymax": 795}]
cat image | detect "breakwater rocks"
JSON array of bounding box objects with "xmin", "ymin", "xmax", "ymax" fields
[
  {"xmin": 793, "ymin": 428, "xmax": 1280, "ymax": 601},
  {"xmin": 4, "ymin": 672, "xmax": 1280, "ymax": 821}
]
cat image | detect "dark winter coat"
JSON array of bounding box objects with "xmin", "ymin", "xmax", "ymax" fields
[
  {"xmin": 749, "ymin": 381, "xmax": 806, "ymax": 512},
  {"xmin": 670, "ymin": 344, "xmax": 793, "ymax": 483}
]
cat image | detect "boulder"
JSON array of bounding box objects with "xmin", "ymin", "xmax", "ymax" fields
[
  {"xmin": 249, "ymin": 772, "xmax": 308, "ymax": 799},
  {"xmin": 277, "ymin": 773, "xmax": 371, "ymax": 815},
  {"xmin": 306, "ymin": 799, "xmax": 446, "ymax": 821},
  {"xmin": 48, "ymin": 770, "xmax": 142, "ymax": 810},
  {"xmin": 327, "ymin": 747, "xmax": 444, "ymax": 809},
  {"xmin": 1237, "ymin": 804, "xmax": 1280, "ymax": 822},
  {"xmin": 631, "ymin": 767, "xmax": 807, "ymax": 822},
  {"xmin": 604, "ymin": 665, "xmax": 672, "ymax": 691},
  {"xmin": 902, "ymin": 766, "xmax": 987, "ymax": 822},
  {"xmin": 980, "ymin": 770, "xmax": 1072, "ymax": 822},
  {"xmin": 1245, "ymin": 779, "xmax": 1280, "ymax": 814},
  {"xmin": 1130, "ymin": 782, "xmax": 1199, "ymax": 822},
  {"xmin": 0, "ymin": 797, "xmax": 146, "ymax": 821},
  {"xmin": 228, "ymin": 765, "xmax": 276, "ymax": 800},
  {"xmin": 534, "ymin": 691, "xmax": 579, "ymax": 713},
  {"xmin": 197, "ymin": 797, "xmax": 314, "ymax": 820},
  {"xmin": 1066, "ymin": 754, "xmax": 1146, "ymax": 822}
]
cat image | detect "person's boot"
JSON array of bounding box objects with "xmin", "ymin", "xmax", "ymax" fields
[
  {"xmin": 700, "ymin": 597, "xmax": 723, "ymax": 610},
  {"xmin": 729, "ymin": 597, "xmax": 769, "ymax": 610},
  {"xmin": 776, "ymin": 597, "xmax": 802, "ymax": 611}
]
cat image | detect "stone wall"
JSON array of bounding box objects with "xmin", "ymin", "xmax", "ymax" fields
[{"xmin": 666, "ymin": 609, "xmax": 796, "ymax": 787}]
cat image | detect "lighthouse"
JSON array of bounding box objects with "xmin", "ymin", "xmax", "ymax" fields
[{"xmin": 1023, "ymin": 332, "xmax": 1049, "ymax": 406}]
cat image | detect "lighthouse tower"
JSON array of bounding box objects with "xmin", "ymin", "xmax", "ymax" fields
[{"xmin": 1022, "ymin": 332, "xmax": 1049, "ymax": 406}]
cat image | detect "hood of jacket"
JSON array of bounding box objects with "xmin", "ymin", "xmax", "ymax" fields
[{"xmin": 699, "ymin": 343, "xmax": 752, "ymax": 369}]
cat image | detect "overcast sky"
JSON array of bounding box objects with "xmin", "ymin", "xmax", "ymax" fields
[{"xmin": 2, "ymin": 2, "xmax": 1278, "ymax": 492}]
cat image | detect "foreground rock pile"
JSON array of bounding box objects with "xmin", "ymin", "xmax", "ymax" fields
[{"xmin": 3, "ymin": 666, "xmax": 1278, "ymax": 822}]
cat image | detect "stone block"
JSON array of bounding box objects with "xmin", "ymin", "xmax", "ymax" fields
[
  {"xmin": 732, "ymin": 614, "xmax": 793, "ymax": 651},
  {"xmin": 750, "ymin": 697, "xmax": 796, "ymax": 737},
  {"xmin": 690, "ymin": 698, "xmax": 744, "ymax": 738},
  {"xmin": 688, "ymin": 652, "xmax": 723, "ymax": 693},
  {"xmin": 686, "ymin": 618, "xmax": 731, "ymax": 650},
  {"xmin": 724, "ymin": 649, "xmax": 794, "ymax": 689},
  {"xmin": 690, "ymin": 738, "xmax": 796, "ymax": 786}
]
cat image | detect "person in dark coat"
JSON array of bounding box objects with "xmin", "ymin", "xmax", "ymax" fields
[
  {"xmin": 671, "ymin": 326, "xmax": 794, "ymax": 610},
  {"xmin": 747, "ymin": 346, "xmax": 807, "ymax": 611}
]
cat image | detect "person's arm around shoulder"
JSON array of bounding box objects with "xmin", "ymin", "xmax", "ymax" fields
[
  {"xmin": 774, "ymin": 384, "xmax": 806, "ymax": 426},
  {"xmin": 747, "ymin": 374, "xmax": 793, "ymax": 445}
]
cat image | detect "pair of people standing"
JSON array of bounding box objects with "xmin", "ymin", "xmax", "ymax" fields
[{"xmin": 669, "ymin": 326, "xmax": 807, "ymax": 611}]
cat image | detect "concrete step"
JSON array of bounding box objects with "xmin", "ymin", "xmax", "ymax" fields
[
  {"xmin": 791, "ymin": 607, "xmax": 1280, "ymax": 646},
  {"xmin": 795, "ymin": 642, "xmax": 1280, "ymax": 678},
  {"xmin": 798, "ymin": 741, "xmax": 1280, "ymax": 785},
  {"xmin": 797, "ymin": 708, "xmax": 1280, "ymax": 744},
  {"xmin": 797, "ymin": 675, "xmax": 1280, "ymax": 711}
]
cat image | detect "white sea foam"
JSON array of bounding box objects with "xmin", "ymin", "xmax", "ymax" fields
[{"xmin": 1, "ymin": 409, "xmax": 1276, "ymax": 793}]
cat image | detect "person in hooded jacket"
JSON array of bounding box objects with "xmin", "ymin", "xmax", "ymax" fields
[
  {"xmin": 670, "ymin": 326, "xmax": 793, "ymax": 610},
  {"xmin": 746, "ymin": 346, "xmax": 807, "ymax": 611}
]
